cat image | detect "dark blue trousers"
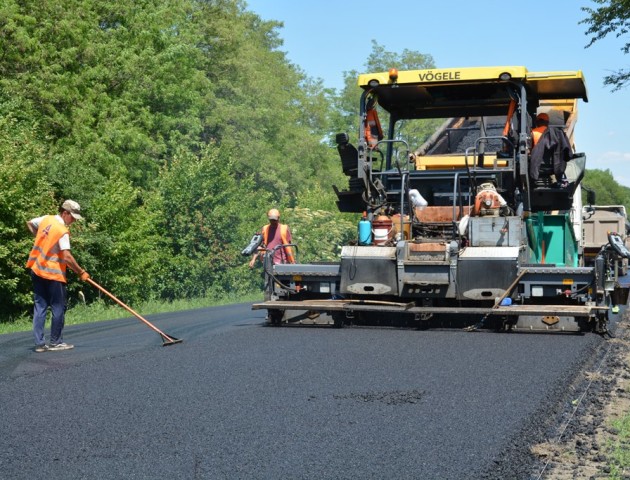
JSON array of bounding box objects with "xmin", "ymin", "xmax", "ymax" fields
[{"xmin": 31, "ymin": 271, "xmax": 67, "ymax": 346}]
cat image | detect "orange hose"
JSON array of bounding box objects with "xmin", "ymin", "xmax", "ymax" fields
[{"xmin": 502, "ymin": 99, "xmax": 516, "ymax": 137}]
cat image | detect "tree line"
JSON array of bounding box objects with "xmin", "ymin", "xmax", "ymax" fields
[
  {"xmin": 0, "ymin": 0, "xmax": 376, "ymax": 317},
  {"xmin": 1, "ymin": 0, "xmax": 629, "ymax": 319},
  {"xmin": 0, "ymin": 0, "xmax": 342, "ymax": 315}
]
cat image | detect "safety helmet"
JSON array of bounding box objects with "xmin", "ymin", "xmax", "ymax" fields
[{"xmin": 267, "ymin": 208, "xmax": 280, "ymax": 220}]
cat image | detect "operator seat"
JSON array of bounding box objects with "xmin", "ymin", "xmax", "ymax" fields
[{"xmin": 336, "ymin": 133, "xmax": 358, "ymax": 177}]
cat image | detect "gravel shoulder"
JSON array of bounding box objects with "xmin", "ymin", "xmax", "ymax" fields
[{"xmin": 531, "ymin": 314, "xmax": 630, "ymax": 479}]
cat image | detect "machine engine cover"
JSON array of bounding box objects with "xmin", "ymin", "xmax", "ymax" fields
[
  {"xmin": 468, "ymin": 216, "xmax": 523, "ymax": 247},
  {"xmin": 457, "ymin": 247, "xmax": 519, "ymax": 300},
  {"xmin": 340, "ymin": 246, "xmax": 398, "ymax": 295}
]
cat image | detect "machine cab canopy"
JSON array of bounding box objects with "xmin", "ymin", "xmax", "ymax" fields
[{"xmin": 357, "ymin": 66, "xmax": 588, "ymax": 120}]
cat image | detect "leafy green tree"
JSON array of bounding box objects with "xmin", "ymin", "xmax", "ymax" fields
[
  {"xmin": 0, "ymin": 0, "xmax": 374, "ymax": 318},
  {"xmin": 70, "ymin": 177, "xmax": 163, "ymax": 305},
  {"xmin": 582, "ymin": 169, "xmax": 630, "ymax": 209},
  {"xmin": 282, "ymin": 206, "xmax": 356, "ymax": 263},
  {"xmin": 581, "ymin": 0, "xmax": 630, "ymax": 90},
  {"xmin": 0, "ymin": 99, "xmax": 58, "ymax": 316},
  {"xmin": 328, "ymin": 41, "xmax": 437, "ymax": 150},
  {"xmin": 193, "ymin": 2, "xmax": 341, "ymax": 205},
  {"xmin": 282, "ymin": 183, "xmax": 358, "ymax": 263},
  {"xmin": 147, "ymin": 145, "xmax": 267, "ymax": 299}
]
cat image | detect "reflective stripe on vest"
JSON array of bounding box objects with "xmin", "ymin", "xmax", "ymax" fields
[
  {"xmin": 26, "ymin": 215, "xmax": 69, "ymax": 282},
  {"xmin": 262, "ymin": 223, "xmax": 295, "ymax": 263}
]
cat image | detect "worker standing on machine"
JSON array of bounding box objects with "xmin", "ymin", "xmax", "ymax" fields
[{"xmin": 249, "ymin": 208, "xmax": 295, "ymax": 267}]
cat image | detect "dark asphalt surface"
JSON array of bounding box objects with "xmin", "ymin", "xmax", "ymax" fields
[{"xmin": 0, "ymin": 302, "xmax": 620, "ymax": 479}]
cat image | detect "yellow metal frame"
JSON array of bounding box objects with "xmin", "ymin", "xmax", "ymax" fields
[
  {"xmin": 415, "ymin": 155, "xmax": 509, "ymax": 170},
  {"xmin": 358, "ymin": 66, "xmax": 528, "ymax": 87},
  {"xmin": 358, "ymin": 66, "xmax": 587, "ymax": 101}
]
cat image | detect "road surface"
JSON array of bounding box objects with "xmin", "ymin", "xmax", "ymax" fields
[{"xmin": 0, "ymin": 303, "xmax": 621, "ymax": 479}]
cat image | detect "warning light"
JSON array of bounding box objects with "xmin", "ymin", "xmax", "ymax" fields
[{"xmin": 388, "ymin": 68, "xmax": 399, "ymax": 82}]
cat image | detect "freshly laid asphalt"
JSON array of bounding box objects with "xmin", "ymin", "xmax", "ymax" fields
[{"xmin": 0, "ymin": 302, "xmax": 620, "ymax": 479}]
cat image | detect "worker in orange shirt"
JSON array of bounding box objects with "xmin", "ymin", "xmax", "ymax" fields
[{"xmin": 249, "ymin": 208, "xmax": 295, "ymax": 267}]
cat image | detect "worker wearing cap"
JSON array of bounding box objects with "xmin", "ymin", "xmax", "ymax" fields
[
  {"xmin": 249, "ymin": 208, "xmax": 295, "ymax": 267},
  {"xmin": 26, "ymin": 200, "xmax": 90, "ymax": 352},
  {"xmin": 531, "ymin": 112, "xmax": 549, "ymax": 147}
]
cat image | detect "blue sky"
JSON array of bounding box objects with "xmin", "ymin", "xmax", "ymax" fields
[{"xmin": 246, "ymin": 0, "xmax": 630, "ymax": 187}]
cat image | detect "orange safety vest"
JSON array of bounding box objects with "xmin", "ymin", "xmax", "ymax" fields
[
  {"xmin": 532, "ymin": 126, "xmax": 547, "ymax": 147},
  {"xmin": 365, "ymin": 109, "xmax": 383, "ymax": 149},
  {"xmin": 26, "ymin": 215, "xmax": 69, "ymax": 283},
  {"xmin": 262, "ymin": 223, "xmax": 295, "ymax": 263}
]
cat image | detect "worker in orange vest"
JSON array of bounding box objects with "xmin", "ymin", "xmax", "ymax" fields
[
  {"xmin": 531, "ymin": 112, "xmax": 549, "ymax": 147},
  {"xmin": 365, "ymin": 96, "xmax": 383, "ymax": 149},
  {"xmin": 249, "ymin": 208, "xmax": 295, "ymax": 267},
  {"xmin": 26, "ymin": 200, "xmax": 90, "ymax": 352}
]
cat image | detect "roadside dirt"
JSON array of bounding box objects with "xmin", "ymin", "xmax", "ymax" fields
[{"xmin": 531, "ymin": 316, "xmax": 630, "ymax": 479}]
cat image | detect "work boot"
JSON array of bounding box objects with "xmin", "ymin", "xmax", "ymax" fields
[{"xmin": 48, "ymin": 342, "xmax": 74, "ymax": 351}]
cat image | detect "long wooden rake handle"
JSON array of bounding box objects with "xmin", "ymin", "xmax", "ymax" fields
[{"xmin": 86, "ymin": 278, "xmax": 182, "ymax": 346}]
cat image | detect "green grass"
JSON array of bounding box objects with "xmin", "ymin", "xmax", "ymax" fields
[
  {"xmin": 607, "ymin": 413, "xmax": 630, "ymax": 479},
  {"xmin": 0, "ymin": 292, "xmax": 262, "ymax": 335}
]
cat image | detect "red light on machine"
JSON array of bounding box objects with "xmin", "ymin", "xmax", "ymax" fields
[{"xmin": 388, "ymin": 68, "xmax": 398, "ymax": 82}]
